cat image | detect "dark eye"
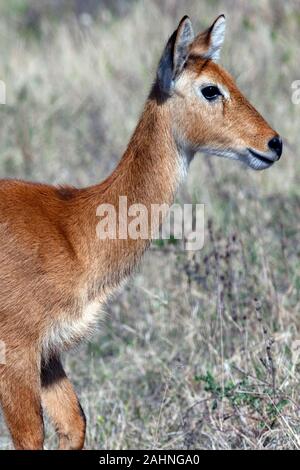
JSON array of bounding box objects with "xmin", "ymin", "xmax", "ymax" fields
[{"xmin": 201, "ymin": 86, "xmax": 222, "ymax": 101}]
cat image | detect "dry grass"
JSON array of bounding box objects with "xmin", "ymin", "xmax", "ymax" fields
[{"xmin": 0, "ymin": 0, "xmax": 299, "ymax": 449}]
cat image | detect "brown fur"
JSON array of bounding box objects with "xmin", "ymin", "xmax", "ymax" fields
[{"xmin": 0, "ymin": 16, "xmax": 280, "ymax": 449}]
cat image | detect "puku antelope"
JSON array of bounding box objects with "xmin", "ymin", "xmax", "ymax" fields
[{"xmin": 0, "ymin": 15, "xmax": 282, "ymax": 450}]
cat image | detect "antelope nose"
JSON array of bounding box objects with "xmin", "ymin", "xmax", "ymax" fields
[{"xmin": 268, "ymin": 135, "xmax": 282, "ymax": 159}]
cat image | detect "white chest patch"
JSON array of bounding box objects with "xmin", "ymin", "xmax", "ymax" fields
[{"xmin": 42, "ymin": 300, "xmax": 102, "ymax": 358}]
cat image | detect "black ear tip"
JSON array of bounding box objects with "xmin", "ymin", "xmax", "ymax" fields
[
  {"xmin": 179, "ymin": 15, "xmax": 191, "ymax": 25},
  {"xmin": 211, "ymin": 14, "xmax": 226, "ymax": 29}
]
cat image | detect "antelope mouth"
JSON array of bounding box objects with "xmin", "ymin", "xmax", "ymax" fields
[{"xmin": 247, "ymin": 148, "xmax": 275, "ymax": 170}]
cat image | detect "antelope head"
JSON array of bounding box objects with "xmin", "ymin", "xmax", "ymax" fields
[{"xmin": 155, "ymin": 15, "xmax": 283, "ymax": 170}]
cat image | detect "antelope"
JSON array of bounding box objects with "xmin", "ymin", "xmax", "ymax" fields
[{"xmin": 0, "ymin": 14, "xmax": 282, "ymax": 450}]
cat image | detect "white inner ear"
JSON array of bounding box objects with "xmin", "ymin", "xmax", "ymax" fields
[{"xmin": 207, "ymin": 16, "xmax": 226, "ymax": 62}]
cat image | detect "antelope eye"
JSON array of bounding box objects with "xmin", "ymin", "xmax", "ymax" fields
[{"xmin": 201, "ymin": 85, "xmax": 222, "ymax": 101}]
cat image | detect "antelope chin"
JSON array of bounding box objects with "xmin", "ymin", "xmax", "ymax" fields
[
  {"xmin": 246, "ymin": 148, "xmax": 276, "ymax": 171},
  {"xmin": 200, "ymin": 147, "xmax": 277, "ymax": 172}
]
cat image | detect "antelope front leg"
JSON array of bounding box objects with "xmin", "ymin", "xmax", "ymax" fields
[
  {"xmin": 0, "ymin": 349, "xmax": 44, "ymax": 450},
  {"xmin": 41, "ymin": 356, "xmax": 86, "ymax": 450}
]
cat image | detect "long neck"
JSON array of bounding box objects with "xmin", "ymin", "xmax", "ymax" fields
[
  {"xmin": 75, "ymin": 97, "xmax": 187, "ymax": 232},
  {"xmin": 98, "ymin": 98, "xmax": 185, "ymax": 208},
  {"xmin": 70, "ymin": 98, "xmax": 187, "ymax": 291}
]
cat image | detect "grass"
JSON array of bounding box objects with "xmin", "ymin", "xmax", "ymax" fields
[{"xmin": 0, "ymin": 0, "xmax": 299, "ymax": 450}]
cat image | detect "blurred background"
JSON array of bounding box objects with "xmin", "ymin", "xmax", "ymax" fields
[{"xmin": 0, "ymin": 0, "xmax": 299, "ymax": 449}]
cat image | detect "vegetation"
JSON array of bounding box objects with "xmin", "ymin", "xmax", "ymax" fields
[{"xmin": 0, "ymin": 0, "xmax": 299, "ymax": 449}]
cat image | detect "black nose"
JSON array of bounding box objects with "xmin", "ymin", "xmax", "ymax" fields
[{"xmin": 268, "ymin": 135, "xmax": 282, "ymax": 159}]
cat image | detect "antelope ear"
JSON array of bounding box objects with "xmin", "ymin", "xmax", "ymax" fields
[
  {"xmin": 157, "ymin": 16, "xmax": 194, "ymax": 96},
  {"xmin": 190, "ymin": 15, "xmax": 226, "ymax": 62}
]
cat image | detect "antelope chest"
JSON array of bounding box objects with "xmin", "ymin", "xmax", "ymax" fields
[{"xmin": 42, "ymin": 300, "xmax": 102, "ymax": 357}]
